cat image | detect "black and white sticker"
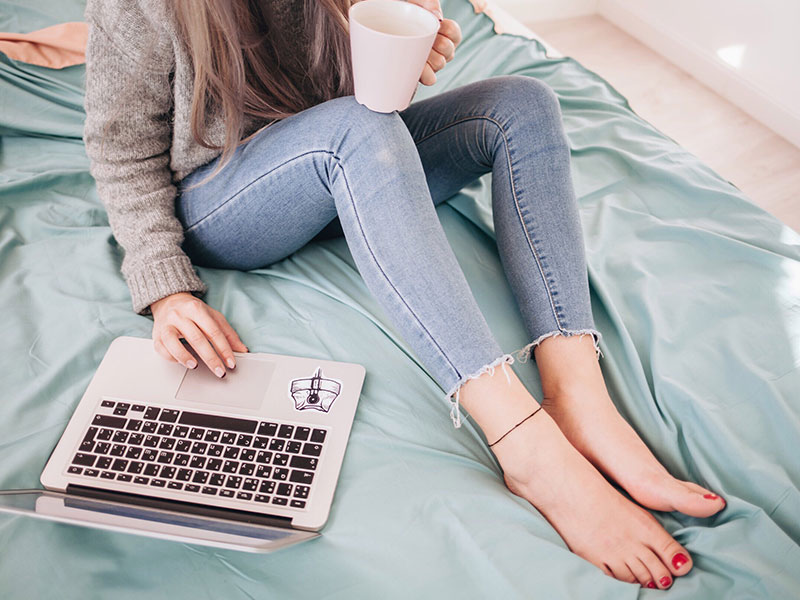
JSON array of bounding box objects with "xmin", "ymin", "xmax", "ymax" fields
[{"xmin": 289, "ymin": 368, "xmax": 342, "ymax": 413}]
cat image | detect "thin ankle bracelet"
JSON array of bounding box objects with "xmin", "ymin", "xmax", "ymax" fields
[{"xmin": 488, "ymin": 406, "xmax": 543, "ymax": 447}]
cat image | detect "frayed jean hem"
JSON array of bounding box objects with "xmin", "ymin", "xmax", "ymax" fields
[
  {"xmin": 445, "ymin": 353, "xmax": 516, "ymax": 429},
  {"xmin": 516, "ymin": 328, "xmax": 603, "ymax": 363}
]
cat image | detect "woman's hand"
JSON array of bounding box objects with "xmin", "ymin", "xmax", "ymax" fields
[
  {"xmin": 150, "ymin": 292, "xmax": 248, "ymax": 377},
  {"xmin": 408, "ymin": 0, "xmax": 463, "ymax": 86}
]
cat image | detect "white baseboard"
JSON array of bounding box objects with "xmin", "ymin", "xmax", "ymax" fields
[
  {"xmin": 598, "ymin": 0, "xmax": 800, "ymax": 149},
  {"xmin": 490, "ymin": 0, "xmax": 597, "ymax": 23}
]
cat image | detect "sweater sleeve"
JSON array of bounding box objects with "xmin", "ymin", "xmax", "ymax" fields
[{"xmin": 83, "ymin": 1, "xmax": 207, "ymax": 316}]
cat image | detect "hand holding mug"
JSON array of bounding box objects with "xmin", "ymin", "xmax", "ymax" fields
[{"xmin": 407, "ymin": 0, "xmax": 463, "ymax": 86}]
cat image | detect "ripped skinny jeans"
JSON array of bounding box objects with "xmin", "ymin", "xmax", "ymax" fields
[{"xmin": 175, "ymin": 75, "xmax": 601, "ymax": 429}]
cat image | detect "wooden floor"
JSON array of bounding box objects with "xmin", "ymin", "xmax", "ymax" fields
[{"xmin": 528, "ymin": 15, "xmax": 800, "ymax": 232}]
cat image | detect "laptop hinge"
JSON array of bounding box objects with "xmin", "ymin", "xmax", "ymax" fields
[{"xmin": 66, "ymin": 484, "xmax": 293, "ymax": 529}]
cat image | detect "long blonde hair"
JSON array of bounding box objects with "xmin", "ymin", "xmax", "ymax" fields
[{"xmin": 172, "ymin": 0, "xmax": 354, "ymax": 190}]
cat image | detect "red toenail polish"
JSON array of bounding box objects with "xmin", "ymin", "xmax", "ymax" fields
[
  {"xmin": 646, "ymin": 581, "xmax": 656, "ymax": 588},
  {"xmin": 660, "ymin": 576, "xmax": 672, "ymax": 587},
  {"xmin": 672, "ymin": 553, "xmax": 689, "ymax": 569},
  {"xmin": 704, "ymin": 493, "xmax": 719, "ymax": 500}
]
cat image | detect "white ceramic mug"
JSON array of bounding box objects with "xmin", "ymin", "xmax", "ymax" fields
[{"xmin": 349, "ymin": 0, "xmax": 441, "ymax": 113}]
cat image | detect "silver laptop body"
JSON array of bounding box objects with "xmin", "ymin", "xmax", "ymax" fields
[{"xmin": 0, "ymin": 336, "xmax": 365, "ymax": 552}]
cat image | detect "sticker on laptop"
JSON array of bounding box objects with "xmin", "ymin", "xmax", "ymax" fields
[{"xmin": 289, "ymin": 368, "xmax": 342, "ymax": 413}]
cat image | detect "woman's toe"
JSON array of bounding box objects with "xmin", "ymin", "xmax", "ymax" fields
[
  {"xmin": 652, "ymin": 535, "xmax": 693, "ymax": 578},
  {"xmin": 668, "ymin": 480, "xmax": 726, "ymax": 517},
  {"xmin": 640, "ymin": 547, "xmax": 674, "ymax": 589},
  {"xmin": 626, "ymin": 556, "xmax": 655, "ymax": 588}
]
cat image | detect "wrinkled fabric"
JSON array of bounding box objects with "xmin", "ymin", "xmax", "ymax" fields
[{"xmin": 1, "ymin": 0, "xmax": 799, "ymax": 598}]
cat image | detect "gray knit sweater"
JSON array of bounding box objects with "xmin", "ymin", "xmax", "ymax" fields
[{"xmin": 83, "ymin": 0, "xmax": 307, "ymax": 315}]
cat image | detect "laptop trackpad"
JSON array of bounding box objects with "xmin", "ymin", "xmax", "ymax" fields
[{"xmin": 175, "ymin": 357, "xmax": 276, "ymax": 410}]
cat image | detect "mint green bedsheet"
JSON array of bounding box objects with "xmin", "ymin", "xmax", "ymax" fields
[{"xmin": 1, "ymin": 0, "xmax": 799, "ymax": 597}]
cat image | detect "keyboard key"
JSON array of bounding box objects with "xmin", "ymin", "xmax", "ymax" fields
[
  {"xmin": 174, "ymin": 426, "xmax": 189, "ymax": 438},
  {"xmin": 126, "ymin": 419, "xmax": 143, "ymax": 432},
  {"xmin": 258, "ymin": 422, "xmax": 278, "ymax": 437},
  {"xmin": 253, "ymin": 436, "xmax": 269, "ymax": 449},
  {"xmin": 79, "ymin": 440, "xmax": 95, "ymax": 452},
  {"xmin": 236, "ymin": 492, "xmax": 253, "ymax": 501},
  {"xmin": 301, "ymin": 443, "xmax": 322, "ymax": 457},
  {"xmin": 273, "ymin": 453, "xmax": 289, "ymax": 467},
  {"xmin": 293, "ymin": 485, "xmax": 310, "ymax": 499},
  {"xmin": 150, "ymin": 479, "xmax": 166, "ymax": 487},
  {"xmin": 131, "ymin": 404, "xmax": 145, "ymax": 412},
  {"xmin": 255, "ymin": 494, "xmax": 271, "ymax": 503},
  {"xmin": 159, "ymin": 409, "xmax": 179, "ymax": 423},
  {"xmin": 141, "ymin": 421, "xmax": 158, "ymax": 434},
  {"xmin": 125, "ymin": 446, "xmax": 143, "ymax": 459},
  {"xmin": 174, "ymin": 453, "xmax": 191, "ymax": 467},
  {"xmin": 225, "ymin": 475, "xmax": 242, "ymax": 489},
  {"xmin": 143, "ymin": 435, "xmax": 159, "ymax": 448},
  {"xmin": 168, "ymin": 481, "xmax": 183, "ymax": 490},
  {"xmin": 286, "ymin": 441, "xmax": 302, "ymax": 454},
  {"xmin": 144, "ymin": 406, "xmax": 160, "ymax": 420},
  {"xmin": 223, "ymin": 446, "xmax": 240, "ymax": 459},
  {"xmin": 159, "ymin": 466, "xmax": 176, "ymax": 479},
  {"xmin": 219, "ymin": 489, "xmax": 234, "ymax": 498},
  {"xmin": 189, "ymin": 428, "xmax": 205, "ymax": 440},
  {"xmin": 209, "ymin": 473, "xmax": 226, "ymax": 486},
  {"xmin": 239, "ymin": 463, "xmax": 255, "ymax": 476},
  {"xmin": 96, "ymin": 428, "xmax": 113, "ymax": 441},
  {"xmin": 268, "ymin": 439, "xmax": 285, "ymax": 451},
  {"xmin": 176, "ymin": 440, "xmax": 192, "ymax": 453},
  {"xmin": 256, "ymin": 451, "xmax": 273, "ymax": 464},
  {"xmin": 111, "ymin": 459, "xmax": 128, "ymax": 472},
  {"xmin": 157, "ymin": 423, "xmax": 174, "ymax": 436},
  {"xmin": 113, "ymin": 405, "xmax": 128, "ymax": 416},
  {"xmin": 159, "ymin": 438, "xmax": 176, "ymax": 450},
  {"xmin": 84, "ymin": 469, "xmax": 99, "ymax": 477},
  {"xmin": 207, "ymin": 458, "xmax": 223, "ymax": 471},
  {"xmin": 128, "ymin": 433, "xmax": 144, "ymax": 446},
  {"xmin": 127, "ymin": 461, "xmax": 144, "ymax": 474},
  {"xmin": 192, "ymin": 471, "xmax": 209, "ymax": 484},
  {"xmin": 241, "ymin": 449, "xmax": 256, "ymax": 462},
  {"xmin": 208, "ymin": 444, "xmax": 224, "ymax": 457},
  {"xmin": 293, "ymin": 426, "xmax": 311, "ymax": 441},
  {"xmin": 100, "ymin": 471, "xmax": 116, "ymax": 480},
  {"xmin": 67, "ymin": 466, "xmax": 83, "ymax": 475},
  {"xmin": 82, "ymin": 427, "xmax": 98, "ymax": 443},
  {"xmin": 134, "ymin": 476, "xmax": 150, "ymax": 485},
  {"xmin": 112, "ymin": 431, "xmax": 129, "ymax": 443},
  {"xmin": 157, "ymin": 451, "xmax": 174, "ymax": 464},
  {"xmin": 272, "ymin": 468, "xmax": 289, "ymax": 481},
  {"xmin": 144, "ymin": 464, "xmax": 160, "ymax": 476},
  {"xmin": 117, "ymin": 474, "xmax": 133, "ymax": 482},
  {"xmin": 290, "ymin": 456, "xmax": 318, "ymax": 471},
  {"xmin": 96, "ymin": 456, "xmax": 112, "ymax": 470},
  {"xmin": 256, "ymin": 465, "xmax": 272, "ymax": 479},
  {"xmin": 92, "ymin": 414, "xmax": 126, "ymax": 429},
  {"xmin": 142, "ymin": 448, "xmax": 158, "ymax": 462},
  {"xmin": 191, "ymin": 442, "xmax": 208, "ymax": 455},
  {"xmin": 94, "ymin": 442, "xmax": 111, "ymax": 455},
  {"xmin": 201, "ymin": 486, "xmax": 217, "ymax": 495},
  {"xmin": 204, "ymin": 430, "xmax": 221, "ymax": 442},
  {"xmin": 277, "ymin": 425, "xmax": 294, "ymax": 439},
  {"xmin": 220, "ymin": 432, "xmax": 236, "ymax": 445},
  {"xmin": 276, "ymin": 483, "xmax": 292, "ymax": 496},
  {"xmin": 184, "ymin": 484, "xmax": 200, "ymax": 493},
  {"xmin": 101, "ymin": 400, "xmax": 115, "ymax": 408},
  {"xmin": 290, "ymin": 470, "xmax": 314, "ymax": 484},
  {"xmin": 236, "ymin": 434, "xmax": 253, "ymax": 447},
  {"xmin": 190, "ymin": 456, "xmax": 207, "ymax": 469},
  {"xmin": 310, "ymin": 429, "xmax": 327, "ymax": 443},
  {"xmin": 290, "ymin": 499, "xmax": 306, "ymax": 509},
  {"xmin": 222, "ymin": 460, "xmax": 238, "ymax": 474},
  {"xmin": 179, "ymin": 411, "xmax": 257, "ymax": 434},
  {"xmin": 243, "ymin": 478, "xmax": 259, "ymax": 491},
  {"xmin": 176, "ymin": 469, "xmax": 193, "ymax": 481},
  {"xmin": 272, "ymin": 497, "xmax": 288, "ymax": 506},
  {"xmin": 110, "ymin": 444, "xmax": 126, "ymax": 457},
  {"xmin": 118, "ymin": 402, "xmax": 131, "ymax": 411}
]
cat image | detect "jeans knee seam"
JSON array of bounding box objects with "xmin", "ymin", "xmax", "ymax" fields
[{"xmin": 332, "ymin": 158, "xmax": 463, "ymax": 382}]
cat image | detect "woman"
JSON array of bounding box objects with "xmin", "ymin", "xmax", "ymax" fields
[{"xmin": 83, "ymin": 0, "xmax": 725, "ymax": 588}]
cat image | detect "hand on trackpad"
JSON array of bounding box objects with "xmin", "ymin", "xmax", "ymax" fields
[{"xmin": 175, "ymin": 356, "xmax": 276, "ymax": 410}]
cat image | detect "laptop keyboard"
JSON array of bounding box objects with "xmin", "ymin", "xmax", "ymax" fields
[{"xmin": 66, "ymin": 400, "xmax": 328, "ymax": 511}]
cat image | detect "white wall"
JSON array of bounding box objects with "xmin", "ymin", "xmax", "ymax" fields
[{"xmin": 489, "ymin": 0, "xmax": 596, "ymax": 22}]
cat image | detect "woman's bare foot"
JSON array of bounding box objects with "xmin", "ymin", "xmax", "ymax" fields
[
  {"xmin": 456, "ymin": 364, "xmax": 693, "ymax": 588},
  {"xmin": 533, "ymin": 335, "xmax": 726, "ymax": 518}
]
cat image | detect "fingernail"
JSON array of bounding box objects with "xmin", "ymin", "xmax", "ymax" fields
[
  {"xmin": 672, "ymin": 553, "xmax": 689, "ymax": 570},
  {"xmin": 703, "ymin": 493, "xmax": 718, "ymax": 500},
  {"xmin": 660, "ymin": 576, "xmax": 672, "ymax": 587},
  {"xmin": 186, "ymin": 359, "xmax": 197, "ymax": 369},
  {"xmin": 646, "ymin": 581, "xmax": 656, "ymax": 589},
  {"xmin": 215, "ymin": 367, "xmax": 225, "ymax": 378},
  {"xmin": 227, "ymin": 358, "xmax": 236, "ymax": 369}
]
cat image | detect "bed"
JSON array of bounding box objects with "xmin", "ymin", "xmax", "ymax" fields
[{"xmin": 1, "ymin": 0, "xmax": 799, "ymax": 597}]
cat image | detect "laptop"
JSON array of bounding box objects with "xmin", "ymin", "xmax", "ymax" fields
[{"xmin": 0, "ymin": 335, "xmax": 365, "ymax": 552}]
